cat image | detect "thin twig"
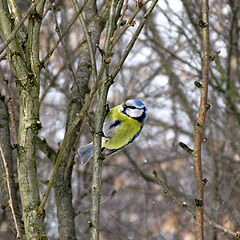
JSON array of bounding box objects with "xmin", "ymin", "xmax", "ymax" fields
[
  {"xmin": 0, "ymin": 69, "xmax": 18, "ymax": 145},
  {"xmin": 0, "ymin": 0, "xmax": 43, "ymax": 58},
  {"xmin": 0, "ymin": 144, "xmax": 21, "ymax": 239},
  {"xmin": 93, "ymin": 0, "xmax": 151, "ymax": 83},
  {"xmin": 63, "ymin": 117, "xmax": 87, "ymax": 181},
  {"xmin": 38, "ymin": 64, "xmax": 103, "ymax": 211},
  {"xmin": 193, "ymin": 0, "xmax": 210, "ymax": 239},
  {"xmin": 152, "ymin": 170, "xmax": 195, "ymax": 214},
  {"xmin": 72, "ymin": 0, "xmax": 98, "ymax": 82},
  {"xmin": 39, "ymin": 40, "xmax": 107, "ymax": 210},
  {"xmin": 111, "ymin": 0, "xmax": 159, "ymax": 80},
  {"xmin": 76, "ymin": 189, "xmax": 119, "ymax": 216},
  {"xmin": 103, "ymin": 0, "xmax": 116, "ymax": 54},
  {"xmin": 63, "ymin": 90, "xmax": 97, "ymax": 182},
  {"xmin": 110, "ymin": 0, "xmax": 151, "ymax": 50},
  {"xmin": 152, "ymin": 170, "xmax": 240, "ymax": 239},
  {"xmin": 204, "ymin": 215, "xmax": 240, "ymax": 239},
  {"xmin": 110, "ymin": 0, "xmax": 128, "ymax": 42},
  {"xmin": 126, "ymin": 152, "xmax": 240, "ymax": 238},
  {"xmin": 49, "ymin": 1, "xmax": 78, "ymax": 84},
  {"xmin": 41, "ymin": 0, "xmax": 87, "ymax": 64}
]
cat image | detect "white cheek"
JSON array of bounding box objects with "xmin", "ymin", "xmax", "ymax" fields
[{"xmin": 126, "ymin": 109, "xmax": 143, "ymax": 118}]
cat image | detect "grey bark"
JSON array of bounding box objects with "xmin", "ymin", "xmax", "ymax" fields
[
  {"xmin": 0, "ymin": 95, "xmax": 24, "ymax": 239},
  {"xmin": 0, "ymin": 0, "xmax": 47, "ymax": 239},
  {"xmin": 53, "ymin": 1, "xmax": 106, "ymax": 239}
]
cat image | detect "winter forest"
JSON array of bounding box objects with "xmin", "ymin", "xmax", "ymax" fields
[{"xmin": 0, "ymin": 0, "xmax": 240, "ymax": 239}]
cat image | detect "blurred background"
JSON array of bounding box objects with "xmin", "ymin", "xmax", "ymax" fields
[{"xmin": 0, "ymin": 0, "xmax": 240, "ymax": 239}]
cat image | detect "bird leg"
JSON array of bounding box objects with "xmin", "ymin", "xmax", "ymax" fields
[
  {"xmin": 104, "ymin": 103, "xmax": 110, "ymax": 114},
  {"xmin": 97, "ymin": 131, "xmax": 106, "ymax": 138}
]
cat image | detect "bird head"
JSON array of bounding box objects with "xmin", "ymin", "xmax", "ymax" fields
[{"xmin": 120, "ymin": 99, "xmax": 147, "ymax": 123}]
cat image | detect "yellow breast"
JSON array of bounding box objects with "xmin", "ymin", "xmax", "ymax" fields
[{"xmin": 102, "ymin": 105, "xmax": 142, "ymax": 150}]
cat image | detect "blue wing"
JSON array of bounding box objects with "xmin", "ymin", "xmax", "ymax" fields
[{"xmin": 127, "ymin": 124, "xmax": 143, "ymax": 145}]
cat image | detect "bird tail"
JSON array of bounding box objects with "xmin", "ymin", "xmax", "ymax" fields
[{"xmin": 78, "ymin": 142, "xmax": 93, "ymax": 165}]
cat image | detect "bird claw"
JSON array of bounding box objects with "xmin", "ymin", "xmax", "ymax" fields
[
  {"xmin": 97, "ymin": 131, "xmax": 106, "ymax": 137},
  {"xmin": 105, "ymin": 104, "xmax": 110, "ymax": 114}
]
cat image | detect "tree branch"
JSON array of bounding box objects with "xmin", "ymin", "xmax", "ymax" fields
[
  {"xmin": 0, "ymin": 0, "xmax": 43, "ymax": 58},
  {"xmin": 49, "ymin": 1, "xmax": 78, "ymax": 85},
  {"xmin": 36, "ymin": 137, "xmax": 57, "ymax": 163},
  {"xmin": 0, "ymin": 144, "xmax": 21, "ymax": 239},
  {"xmin": 50, "ymin": 1, "xmax": 105, "ymax": 238},
  {"xmin": 39, "ymin": 0, "xmax": 105, "ymax": 216},
  {"xmin": 111, "ymin": 0, "xmax": 159, "ymax": 80},
  {"xmin": 0, "ymin": 68, "xmax": 18, "ymax": 145},
  {"xmin": 8, "ymin": 0, "xmax": 28, "ymax": 44},
  {"xmin": 193, "ymin": 1, "xmax": 210, "ymax": 239},
  {"xmin": 110, "ymin": 0, "xmax": 151, "ymax": 50},
  {"xmin": 123, "ymin": 149, "xmax": 240, "ymax": 239},
  {"xmin": 89, "ymin": 1, "xmax": 117, "ymax": 239},
  {"xmin": 0, "ymin": 0, "xmax": 49, "ymax": 238},
  {"xmin": 41, "ymin": 1, "xmax": 87, "ymax": 64},
  {"xmin": 72, "ymin": 0, "xmax": 98, "ymax": 82},
  {"xmin": 76, "ymin": 189, "xmax": 118, "ymax": 216},
  {"xmin": 0, "ymin": 95, "xmax": 24, "ymax": 238},
  {"xmin": 89, "ymin": 1, "xmax": 159, "ymax": 239},
  {"xmin": 152, "ymin": 170, "xmax": 240, "ymax": 239}
]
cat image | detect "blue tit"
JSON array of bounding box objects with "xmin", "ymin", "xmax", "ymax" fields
[{"xmin": 78, "ymin": 99, "xmax": 147, "ymax": 165}]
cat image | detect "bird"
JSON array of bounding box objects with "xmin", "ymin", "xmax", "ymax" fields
[{"xmin": 78, "ymin": 99, "xmax": 147, "ymax": 165}]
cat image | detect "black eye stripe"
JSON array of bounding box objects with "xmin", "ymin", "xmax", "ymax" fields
[
  {"xmin": 123, "ymin": 104, "xmax": 144, "ymax": 111},
  {"xmin": 127, "ymin": 105, "xmax": 143, "ymax": 109}
]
